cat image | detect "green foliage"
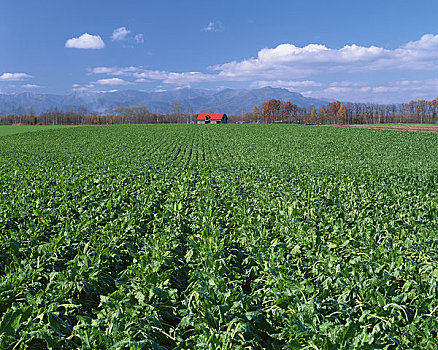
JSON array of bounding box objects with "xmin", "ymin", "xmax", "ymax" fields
[
  {"xmin": 0, "ymin": 125, "xmax": 75, "ymax": 137},
  {"xmin": 1, "ymin": 124, "xmax": 438, "ymax": 349}
]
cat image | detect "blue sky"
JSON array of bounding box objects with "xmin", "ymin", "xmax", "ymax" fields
[{"xmin": 1, "ymin": 0, "xmax": 438, "ymax": 103}]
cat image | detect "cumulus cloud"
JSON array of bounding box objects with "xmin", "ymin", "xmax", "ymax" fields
[
  {"xmin": 91, "ymin": 66, "xmax": 225, "ymax": 84},
  {"xmin": 86, "ymin": 34, "xmax": 438, "ymax": 102},
  {"xmin": 112, "ymin": 27, "xmax": 131, "ymax": 41},
  {"xmin": 0, "ymin": 72, "xmax": 33, "ymax": 81},
  {"xmin": 132, "ymin": 70, "xmax": 170, "ymax": 80},
  {"xmin": 163, "ymin": 72, "xmax": 221, "ymax": 84},
  {"xmin": 201, "ymin": 21, "xmax": 224, "ymax": 32},
  {"xmin": 89, "ymin": 66, "xmax": 139, "ymax": 75},
  {"xmin": 72, "ymin": 84, "xmax": 89, "ymax": 92},
  {"xmin": 65, "ymin": 33, "xmax": 105, "ymax": 49},
  {"xmin": 210, "ymin": 34, "xmax": 438, "ymax": 79},
  {"xmin": 88, "ymin": 34, "xmax": 438, "ymax": 87},
  {"xmin": 95, "ymin": 78, "xmax": 130, "ymax": 85}
]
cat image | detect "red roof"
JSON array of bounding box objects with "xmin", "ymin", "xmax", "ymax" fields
[{"xmin": 196, "ymin": 113, "xmax": 227, "ymax": 121}]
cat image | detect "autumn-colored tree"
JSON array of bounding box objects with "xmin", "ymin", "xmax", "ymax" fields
[
  {"xmin": 252, "ymin": 105, "xmax": 262, "ymax": 122},
  {"xmin": 261, "ymin": 99, "xmax": 282, "ymax": 123},
  {"xmin": 318, "ymin": 106, "xmax": 326, "ymax": 124},
  {"xmin": 4, "ymin": 96, "xmax": 438, "ymax": 126},
  {"xmin": 309, "ymin": 107, "xmax": 317, "ymax": 124},
  {"xmin": 281, "ymin": 101, "xmax": 298, "ymax": 123},
  {"xmin": 282, "ymin": 101, "xmax": 293, "ymax": 122},
  {"xmin": 290, "ymin": 103, "xmax": 299, "ymax": 123},
  {"xmin": 431, "ymin": 98, "xmax": 438, "ymax": 122},
  {"xmin": 326, "ymin": 101, "xmax": 341, "ymax": 124},
  {"xmin": 337, "ymin": 104, "xmax": 346, "ymax": 124},
  {"xmin": 416, "ymin": 100, "xmax": 427, "ymax": 124},
  {"xmin": 406, "ymin": 101, "xmax": 417, "ymax": 123},
  {"xmin": 364, "ymin": 104, "xmax": 375, "ymax": 124},
  {"xmin": 345, "ymin": 102, "xmax": 354, "ymax": 124}
]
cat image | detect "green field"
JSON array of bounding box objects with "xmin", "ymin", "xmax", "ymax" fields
[
  {"xmin": 1, "ymin": 124, "xmax": 438, "ymax": 349},
  {"xmin": 0, "ymin": 125, "xmax": 77, "ymax": 137}
]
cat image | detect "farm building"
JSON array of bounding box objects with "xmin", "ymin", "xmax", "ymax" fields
[{"xmin": 196, "ymin": 113, "xmax": 228, "ymax": 124}]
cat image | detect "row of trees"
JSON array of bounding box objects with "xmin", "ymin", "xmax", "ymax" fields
[
  {"xmin": 0, "ymin": 103, "xmax": 196, "ymax": 125},
  {"xmin": 1, "ymin": 98, "xmax": 438, "ymax": 125},
  {"xmin": 255, "ymin": 98, "xmax": 438, "ymax": 125}
]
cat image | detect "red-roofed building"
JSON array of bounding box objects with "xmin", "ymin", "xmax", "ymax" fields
[{"xmin": 196, "ymin": 113, "xmax": 228, "ymax": 124}]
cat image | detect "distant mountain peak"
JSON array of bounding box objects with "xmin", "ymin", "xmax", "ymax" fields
[{"xmin": 0, "ymin": 87, "xmax": 329, "ymax": 115}]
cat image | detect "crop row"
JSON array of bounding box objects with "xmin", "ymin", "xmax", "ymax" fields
[{"xmin": 1, "ymin": 125, "xmax": 438, "ymax": 349}]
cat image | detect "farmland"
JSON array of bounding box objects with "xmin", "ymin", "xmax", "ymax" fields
[
  {"xmin": 332, "ymin": 124, "xmax": 438, "ymax": 133},
  {"xmin": 1, "ymin": 124, "xmax": 438, "ymax": 349},
  {"xmin": 0, "ymin": 125, "xmax": 76, "ymax": 137}
]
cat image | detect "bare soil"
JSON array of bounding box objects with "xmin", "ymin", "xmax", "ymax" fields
[{"xmin": 328, "ymin": 124, "xmax": 438, "ymax": 133}]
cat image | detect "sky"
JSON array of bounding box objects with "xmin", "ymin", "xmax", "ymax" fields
[{"xmin": 1, "ymin": 0, "xmax": 438, "ymax": 103}]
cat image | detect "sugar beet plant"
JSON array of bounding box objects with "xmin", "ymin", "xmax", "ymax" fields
[{"xmin": 1, "ymin": 124, "xmax": 438, "ymax": 349}]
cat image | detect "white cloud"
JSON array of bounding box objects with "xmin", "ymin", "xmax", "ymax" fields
[
  {"xmin": 91, "ymin": 66, "xmax": 223, "ymax": 84},
  {"xmin": 251, "ymin": 80, "xmax": 323, "ymax": 89},
  {"xmin": 96, "ymin": 89, "xmax": 118, "ymax": 93},
  {"xmin": 0, "ymin": 72, "xmax": 33, "ymax": 81},
  {"xmin": 110, "ymin": 27, "xmax": 144, "ymax": 44},
  {"xmin": 65, "ymin": 33, "xmax": 105, "ymax": 49},
  {"xmin": 134, "ymin": 33, "xmax": 144, "ymax": 44},
  {"xmin": 133, "ymin": 70, "xmax": 171, "ymax": 80},
  {"xmin": 90, "ymin": 66, "xmax": 139, "ymax": 75},
  {"xmin": 112, "ymin": 27, "xmax": 131, "ymax": 41},
  {"xmin": 95, "ymin": 78, "xmax": 130, "ymax": 85},
  {"xmin": 209, "ymin": 34, "xmax": 438, "ymax": 79},
  {"xmin": 87, "ymin": 65, "xmax": 438, "ymax": 102},
  {"xmin": 21, "ymin": 84, "xmax": 40, "ymax": 88},
  {"xmin": 72, "ymin": 86, "xmax": 88, "ymax": 92},
  {"xmin": 201, "ymin": 21, "xmax": 224, "ymax": 32},
  {"xmin": 88, "ymin": 34, "xmax": 438, "ymax": 87},
  {"xmin": 86, "ymin": 34, "xmax": 438, "ymax": 102},
  {"xmin": 163, "ymin": 72, "xmax": 221, "ymax": 84}
]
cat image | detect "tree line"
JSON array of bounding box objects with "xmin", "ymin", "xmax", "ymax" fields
[
  {"xmin": 0, "ymin": 102, "xmax": 195, "ymax": 125},
  {"xmin": 1, "ymin": 98, "xmax": 437, "ymax": 125},
  {"xmin": 247, "ymin": 98, "xmax": 438, "ymax": 124}
]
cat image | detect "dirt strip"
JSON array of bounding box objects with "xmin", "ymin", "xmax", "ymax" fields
[{"xmin": 328, "ymin": 124, "xmax": 438, "ymax": 133}]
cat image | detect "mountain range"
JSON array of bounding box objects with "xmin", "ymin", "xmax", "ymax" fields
[{"xmin": 0, "ymin": 87, "xmax": 329, "ymax": 115}]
